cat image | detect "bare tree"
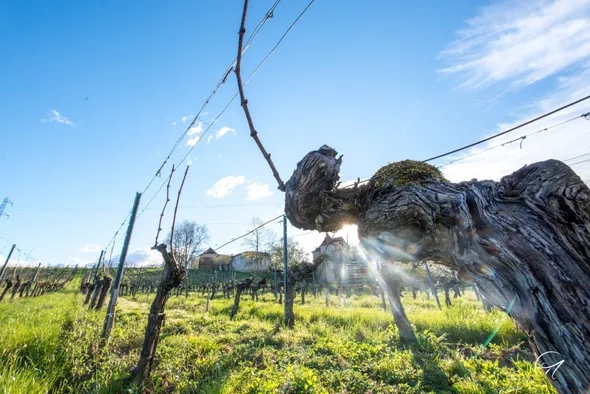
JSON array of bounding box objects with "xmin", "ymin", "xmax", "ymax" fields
[
  {"xmin": 242, "ymin": 217, "xmax": 277, "ymax": 269},
  {"xmin": 165, "ymin": 220, "xmax": 209, "ymax": 269},
  {"xmin": 269, "ymin": 238, "xmax": 308, "ymax": 272}
]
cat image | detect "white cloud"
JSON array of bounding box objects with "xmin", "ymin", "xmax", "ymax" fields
[
  {"xmin": 181, "ymin": 115, "xmax": 193, "ymax": 123},
  {"xmin": 438, "ymin": 0, "xmax": 590, "ymax": 89},
  {"xmin": 109, "ymin": 248, "xmax": 163, "ymax": 268},
  {"xmin": 172, "ymin": 121, "xmax": 177, "ymax": 126},
  {"xmin": 206, "ymin": 176, "xmax": 246, "ymax": 198},
  {"xmin": 186, "ymin": 121, "xmax": 204, "ymax": 147},
  {"xmin": 80, "ymin": 243, "xmax": 102, "ymax": 253},
  {"xmin": 246, "ymin": 183, "xmax": 273, "ymax": 200},
  {"xmin": 41, "ymin": 109, "xmax": 74, "ymax": 126},
  {"xmin": 187, "ymin": 122, "xmax": 203, "ymax": 136},
  {"xmin": 207, "ymin": 126, "xmax": 236, "ymax": 144},
  {"xmin": 437, "ymin": 0, "xmax": 590, "ymax": 184},
  {"xmin": 215, "ymin": 126, "xmax": 236, "ymax": 139},
  {"xmin": 67, "ymin": 256, "xmax": 95, "ymax": 267},
  {"xmin": 187, "ymin": 135, "xmax": 201, "ymax": 147}
]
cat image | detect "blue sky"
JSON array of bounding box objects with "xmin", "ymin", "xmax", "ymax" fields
[{"xmin": 1, "ymin": 0, "xmax": 589, "ymax": 267}]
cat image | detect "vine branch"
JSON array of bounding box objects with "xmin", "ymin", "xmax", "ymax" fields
[
  {"xmin": 235, "ymin": 0, "xmax": 286, "ymax": 192},
  {"xmin": 169, "ymin": 165, "xmax": 190, "ymax": 257},
  {"xmin": 154, "ymin": 165, "xmax": 175, "ymax": 248}
]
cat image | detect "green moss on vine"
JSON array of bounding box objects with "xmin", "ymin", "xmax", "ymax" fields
[{"xmin": 371, "ymin": 160, "xmax": 446, "ymax": 188}]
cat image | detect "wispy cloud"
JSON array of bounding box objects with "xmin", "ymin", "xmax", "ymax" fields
[
  {"xmin": 437, "ymin": 0, "xmax": 590, "ymax": 183},
  {"xmin": 438, "ymin": 0, "xmax": 590, "ymax": 89},
  {"xmin": 172, "ymin": 114, "xmax": 195, "ymax": 127},
  {"xmin": 206, "ymin": 176, "xmax": 246, "ymax": 198},
  {"xmin": 246, "ymin": 183, "xmax": 273, "ymax": 200},
  {"xmin": 41, "ymin": 109, "xmax": 74, "ymax": 126},
  {"xmin": 80, "ymin": 243, "xmax": 102, "ymax": 253},
  {"xmin": 215, "ymin": 126, "xmax": 235, "ymax": 139},
  {"xmin": 207, "ymin": 126, "xmax": 236, "ymax": 144}
]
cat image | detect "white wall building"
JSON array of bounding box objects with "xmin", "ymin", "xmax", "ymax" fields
[{"xmin": 231, "ymin": 251, "xmax": 271, "ymax": 273}]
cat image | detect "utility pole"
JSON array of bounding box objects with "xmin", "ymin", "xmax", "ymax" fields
[
  {"xmin": 102, "ymin": 192, "xmax": 142, "ymax": 340},
  {"xmin": 0, "ymin": 244, "xmax": 16, "ymax": 281},
  {"xmin": 0, "ymin": 198, "xmax": 13, "ymax": 221}
]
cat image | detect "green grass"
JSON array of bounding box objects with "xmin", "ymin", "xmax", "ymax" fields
[
  {"xmin": 0, "ymin": 289, "xmax": 78, "ymax": 393},
  {"xmin": 0, "ymin": 286, "xmax": 555, "ymax": 393}
]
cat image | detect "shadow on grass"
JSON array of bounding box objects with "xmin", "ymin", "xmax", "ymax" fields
[
  {"xmin": 409, "ymin": 349, "xmax": 457, "ymax": 394},
  {"xmin": 412, "ymin": 320, "xmax": 526, "ymax": 348}
]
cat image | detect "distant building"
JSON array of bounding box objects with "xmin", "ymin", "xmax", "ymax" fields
[
  {"xmin": 231, "ymin": 251, "xmax": 271, "ymax": 273},
  {"xmin": 197, "ymin": 248, "xmax": 232, "ymax": 271},
  {"xmin": 312, "ymin": 234, "xmax": 367, "ymax": 285}
]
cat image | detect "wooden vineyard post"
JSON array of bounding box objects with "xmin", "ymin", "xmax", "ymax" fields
[
  {"xmin": 283, "ymin": 214, "xmax": 288, "ymax": 303},
  {"xmin": 85, "ymin": 251, "xmax": 105, "ymax": 305},
  {"xmin": 102, "ymin": 192, "xmax": 141, "ymax": 341},
  {"xmin": 0, "ymin": 244, "xmax": 16, "ymax": 281},
  {"xmin": 25, "ymin": 263, "xmax": 41, "ymax": 297}
]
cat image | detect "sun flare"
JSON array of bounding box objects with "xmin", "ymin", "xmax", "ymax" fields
[{"xmin": 335, "ymin": 224, "xmax": 360, "ymax": 246}]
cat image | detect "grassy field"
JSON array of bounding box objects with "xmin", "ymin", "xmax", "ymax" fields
[{"xmin": 0, "ymin": 284, "xmax": 555, "ymax": 393}]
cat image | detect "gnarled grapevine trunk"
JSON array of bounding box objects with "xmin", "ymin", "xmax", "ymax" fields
[
  {"xmin": 132, "ymin": 244, "xmax": 186, "ymax": 384},
  {"xmin": 284, "ymin": 257, "xmax": 326, "ymax": 328},
  {"xmin": 381, "ymin": 267, "xmax": 416, "ymax": 342},
  {"xmin": 230, "ymin": 278, "xmax": 253, "ymax": 320},
  {"xmin": 285, "ymin": 145, "xmax": 590, "ymax": 394},
  {"xmin": 95, "ymin": 276, "xmax": 112, "ymax": 310}
]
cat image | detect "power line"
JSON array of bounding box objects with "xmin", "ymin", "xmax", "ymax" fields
[
  {"xmin": 142, "ymin": 3, "xmax": 321, "ymax": 213},
  {"xmin": 569, "ymin": 158, "xmax": 590, "ymax": 166},
  {"xmin": 422, "ymin": 98, "xmax": 590, "ymax": 163},
  {"xmin": 438, "ymin": 113, "xmax": 586, "ymax": 168},
  {"xmin": 175, "ymin": 8, "xmax": 319, "ymax": 170},
  {"xmin": 215, "ymin": 214, "xmax": 283, "ymax": 251},
  {"xmin": 101, "ymin": 3, "xmax": 291, "ymax": 254},
  {"xmin": 245, "ymin": 0, "xmax": 317, "ymax": 86},
  {"xmin": 343, "ymin": 100, "xmax": 590, "ymax": 189},
  {"xmin": 13, "ymin": 202, "xmax": 283, "ymax": 213},
  {"xmin": 562, "ymin": 152, "xmax": 590, "ymax": 163},
  {"xmin": 140, "ymin": 0, "xmax": 284, "ymax": 197}
]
